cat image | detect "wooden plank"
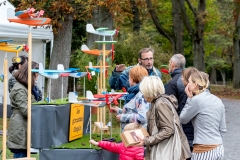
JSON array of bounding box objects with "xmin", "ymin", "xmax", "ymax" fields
[{"xmin": 94, "ymin": 122, "xmax": 108, "ymax": 131}]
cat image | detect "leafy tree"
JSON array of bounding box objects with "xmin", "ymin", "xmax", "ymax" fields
[
  {"xmin": 145, "ymin": 0, "xmax": 184, "ymax": 54},
  {"xmin": 177, "ymin": 0, "xmax": 207, "ymax": 71},
  {"xmin": 114, "ymin": 30, "xmax": 172, "ymax": 83},
  {"xmin": 10, "ymin": 0, "xmax": 84, "ymax": 99},
  {"xmin": 233, "ymin": 0, "xmax": 240, "ymax": 88},
  {"xmin": 205, "ymin": 0, "xmax": 234, "ymax": 85}
]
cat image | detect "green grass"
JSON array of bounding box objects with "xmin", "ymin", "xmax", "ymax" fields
[
  {"xmin": 57, "ymin": 133, "xmax": 121, "ymax": 149},
  {"xmin": 32, "ymin": 98, "xmax": 69, "ymax": 105}
]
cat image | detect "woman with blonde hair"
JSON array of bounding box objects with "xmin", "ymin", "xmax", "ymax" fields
[
  {"xmin": 111, "ymin": 65, "xmax": 150, "ymax": 131},
  {"xmin": 135, "ymin": 76, "xmax": 191, "ymax": 160},
  {"xmin": 180, "ymin": 70, "xmax": 226, "ymax": 160}
]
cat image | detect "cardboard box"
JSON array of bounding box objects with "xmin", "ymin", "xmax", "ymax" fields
[{"xmin": 120, "ymin": 128, "xmax": 149, "ymax": 147}]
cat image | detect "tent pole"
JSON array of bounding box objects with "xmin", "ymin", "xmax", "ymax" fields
[
  {"xmin": 42, "ymin": 42, "xmax": 46, "ymax": 101},
  {"xmin": 62, "ymin": 76, "xmax": 63, "ymax": 101}
]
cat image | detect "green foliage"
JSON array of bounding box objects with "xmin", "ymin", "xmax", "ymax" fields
[
  {"xmin": 114, "ymin": 30, "xmax": 172, "ymax": 84},
  {"xmin": 204, "ymin": 0, "xmax": 233, "ymax": 80},
  {"xmin": 72, "ymin": 20, "xmax": 87, "ymax": 51}
]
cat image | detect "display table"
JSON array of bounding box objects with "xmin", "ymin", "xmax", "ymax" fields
[
  {"xmin": 0, "ymin": 104, "xmax": 12, "ymax": 118},
  {"xmin": 39, "ymin": 148, "xmax": 119, "ymax": 160},
  {"xmin": 31, "ymin": 104, "xmax": 90, "ymax": 149}
]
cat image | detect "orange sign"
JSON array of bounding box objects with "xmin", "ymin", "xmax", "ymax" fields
[{"xmin": 69, "ymin": 104, "xmax": 84, "ymax": 141}]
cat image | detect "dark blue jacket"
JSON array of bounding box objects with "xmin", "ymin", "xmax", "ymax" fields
[
  {"xmin": 124, "ymin": 83, "xmax": 140, "ymax": 104},
  {"xmin": 109, "ymin": 64, "xmax": 162, "ymax": 91},
  {"xmin": 164, "ymin": 68, "xmax": 194, "ymax": 143}
]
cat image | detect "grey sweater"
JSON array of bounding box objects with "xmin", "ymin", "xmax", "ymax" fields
[{"xmin": 180, "ymin": 89, "xmax": 227, "ymax": 145}]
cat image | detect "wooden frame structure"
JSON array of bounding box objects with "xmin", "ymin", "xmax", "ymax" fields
[{"xmin": 2, "ymin": 7, "xmax": 51, "ymax": 160}]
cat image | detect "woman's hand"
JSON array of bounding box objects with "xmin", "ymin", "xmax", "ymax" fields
[
  {"xmin": 89, "ymin": 140, "xmax": 99, "ymax": 146},
  {"xmin": 110, "ymin": 106, "xmax": 119, "ymax": 112},
  {"xmin": 116, "ymin": 114, "xmax": 121, "ymax": 121},
  {"xmin": 134, "ymin": 135, "xmax": 145, "ymax": 146},
  {"xmin": 185, "ymin": 85, "xmax": 193, "ymax": 98}
]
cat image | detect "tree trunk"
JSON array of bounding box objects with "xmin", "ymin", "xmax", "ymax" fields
[
  {"xmin": 48, "ymin": 15, "xmax": 73, "ymax": 99},
  {"xmin": 172, "ymin": 0, "xmax": 184, "ymax": 54},
  {"xmin": 233, "ymin": 12, "xmax": 240, "ymax": 88},
  {"xmin": 130, "ymin": 0, "xmax": 141, "ymax": 32},
  {"xmin": 210, "ymin": 66, "xmax": 217, "ymax": 84},
  {"xmin": 193, "ymin": 0, "xmax": 206, "ymax": 71},
  {"xmin": 193, "ymin": 36, "xmax": 205, "ymax": 71},
  {"xmin": 219, "ymin": 69, "xmax": 226, "ymax": 85},
  {"xmin": 87, "ymin": 6, "xmax": 113, "ymax": 50},
  {"xmin": 178, "ymin": 0, "xmax": 206, "ymax": 70}
]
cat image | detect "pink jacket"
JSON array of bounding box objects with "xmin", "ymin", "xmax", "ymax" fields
[{"xmin": 98, "ymin": 141, "xmax": 144, "ymax": 160}]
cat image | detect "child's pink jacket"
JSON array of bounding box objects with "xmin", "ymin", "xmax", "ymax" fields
[{"xmin": 98, "ymin": 141, "xmax": 144, "ymax": 160}]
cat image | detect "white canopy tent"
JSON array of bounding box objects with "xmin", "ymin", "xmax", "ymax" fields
[{"xmin": 0, "ymin": 0, "xmax": 53, "ymax": 104}]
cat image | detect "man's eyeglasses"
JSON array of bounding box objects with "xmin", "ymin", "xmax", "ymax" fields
[{"xmin": 140, "ymin": 57, "xmax": 153, "ymax": 61}]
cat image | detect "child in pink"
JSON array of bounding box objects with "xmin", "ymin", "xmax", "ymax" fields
[{"xmin": 89, "ymin": 123, "xmax": 144, "ymax": 160}]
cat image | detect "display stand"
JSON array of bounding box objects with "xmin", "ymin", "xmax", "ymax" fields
[
  {"xmin": 93, "ymin": 41, "xmax": 117, "ymax": 135},
  {"xmin": 6, "ymin": 7, "xmax": 51, "ymax": 160}
]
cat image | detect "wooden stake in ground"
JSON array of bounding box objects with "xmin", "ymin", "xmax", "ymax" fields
[
  {"xmin": 27, "ymin": 29, "xmax": 32, "ymax": 158},
  {"xmin": 2, "ymin": 59, "xmax": 8, "ymax": 160}
]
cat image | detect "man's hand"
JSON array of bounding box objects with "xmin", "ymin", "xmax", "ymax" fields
[
  {"xmin": 116, "ymin": 64, "xmax": 125, "ymax": 72},
  {"xmin": 89, "ymin": 140, "xmax": 99, "ymax": 146},
  {"xmin": 116, "ymin": 115, "xmax": 121, "ymax": 121},
  {"xmin": 110, "ymin": 106, "xmax": 119, "ymax": 112}
]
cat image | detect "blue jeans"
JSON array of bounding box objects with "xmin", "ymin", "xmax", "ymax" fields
[
  {"xmin": 10, "ymin": 149, "xmax": 27, "ymax": 158},
  {"xmin": 186, "ymin": 140, "xmax": 193, "ymax": 160}
]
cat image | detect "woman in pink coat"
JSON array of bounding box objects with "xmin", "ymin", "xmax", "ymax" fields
[{"xmin": 89, "ymin": 123, "xmax": 144, "ymax": 160}]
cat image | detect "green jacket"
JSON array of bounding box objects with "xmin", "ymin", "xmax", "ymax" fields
[{"xmin": 7, "ymin": 82, "xmax": 35, "ymax": 149}]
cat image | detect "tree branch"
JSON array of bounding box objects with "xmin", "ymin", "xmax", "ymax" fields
[
  {"xmin": 185, "ymin": 0, "xmax": 196, "ymax": 15},
  {"xmin": 145, "ymin": 0, "xmax": 173, "ymax": 42},
  {"xmin": 178, "ymin": 0, "xmax": 194, "ymax": 36},
  {"xmin": 127, "ymin": 15, "xmax": 133, "ymax": 23}
]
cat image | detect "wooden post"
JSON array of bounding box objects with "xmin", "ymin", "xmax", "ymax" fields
[
  {"xmin": 102, "ymin": 44, "xmax": 106, "ymax": 92},
  {"xmin": 102, "ymin": 44, "xmax": 106, "ymax": 127},
  {"xmin": 99, "ymin": 60, "xmax": 103, "ymax": 126},
  {"xmin": 97, "ymin": 76, "xmax": 100, "ymax": 122},
  {"xmin": 2, "ymin": 59, "xmax": 8, "ymax": 160},
  {"xmin": 27, "ymin": 30, "xmax": 32, "ymax": 158}
]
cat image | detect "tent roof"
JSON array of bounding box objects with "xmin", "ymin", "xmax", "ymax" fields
[{"xmin": 0, "ymin": 0, "xmax": 53, "ymax": 40}]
